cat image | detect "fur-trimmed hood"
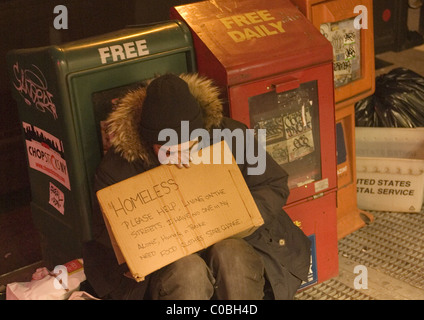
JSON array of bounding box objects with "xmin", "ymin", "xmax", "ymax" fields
[{"xmin": 106, "ymin": 73, "xmax": 223, "ymax": 164}]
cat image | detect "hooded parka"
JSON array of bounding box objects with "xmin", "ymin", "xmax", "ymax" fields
[{"xmin": 83, "ymin": 73, "xmax": 311, "ymax": 300}]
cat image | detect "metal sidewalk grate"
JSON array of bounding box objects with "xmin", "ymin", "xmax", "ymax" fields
[
  {"xmin": 294, "ymin": 278, "xmax": 375, "ymax": 300},
  {"xmin": 295, "ymin": 208, "xmax": 424, "ymax": 300},
  {"xmin": 338, "ymin": 210, "xmax": 424, "ymax": 290}
]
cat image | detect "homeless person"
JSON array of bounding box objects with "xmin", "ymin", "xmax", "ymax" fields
[{"xmin": 83, "ymin": 73, "xmax": 311, "ymax": 300}]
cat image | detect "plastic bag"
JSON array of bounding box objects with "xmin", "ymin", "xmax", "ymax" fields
[
  {"xmin": 6, "ymin": 259, "xmax": 86, "ymax": 300},
  {"xmin": 68, "ymin": 291, "xmax": 100, "ymax": 300},
  {"xmin": 355, "ymin": 68, "xmax": 424, "ymax": 127}
]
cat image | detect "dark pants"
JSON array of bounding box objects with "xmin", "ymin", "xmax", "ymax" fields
[{"xmin": 113, "ymin": 238, "xmax": 266, "ymax": 300}]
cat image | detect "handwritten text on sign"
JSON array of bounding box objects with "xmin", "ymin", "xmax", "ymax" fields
[
  {"xmin": 97, "ymin": 141, "xmax": 263, "ymax": 281},
  {"xmin": 111, "ymin": 187, "xmax": 239, "ymax": 258}
]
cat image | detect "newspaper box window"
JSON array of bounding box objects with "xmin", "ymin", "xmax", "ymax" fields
[{"xmin": 249, "ymin": 81, "xmax": 321, "ymax": 189}]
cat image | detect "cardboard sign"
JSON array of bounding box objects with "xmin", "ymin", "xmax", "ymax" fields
[{"xmin": 96, "ymin": 141, "xmax": 264, "ymax": 281}]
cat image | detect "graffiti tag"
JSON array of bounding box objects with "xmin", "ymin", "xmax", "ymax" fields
[{"xmin": 12, "ymin": 62, "xmax": 57, "ymax": 119}]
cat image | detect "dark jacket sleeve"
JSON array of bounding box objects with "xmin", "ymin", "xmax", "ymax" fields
[
  {"xmin": 243, "ymin": 151, "xmax": 290, "ymax": 226},
  {"xmin": 91, "ymin": 149, "xmax": 143, "ymax": 247},
  {"xmin": 83, "ymin": 148, "xmax": 149, "ymax": 298}
]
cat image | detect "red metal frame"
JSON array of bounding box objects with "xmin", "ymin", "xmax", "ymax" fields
[{"xmin": 285, "ymin": 192, "xmax": 339, "ymax": 285}]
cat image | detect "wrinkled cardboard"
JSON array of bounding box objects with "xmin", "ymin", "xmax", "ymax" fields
[{"xmin": 96, "ymin": 141, "xmax": 264, "ymax": 281}]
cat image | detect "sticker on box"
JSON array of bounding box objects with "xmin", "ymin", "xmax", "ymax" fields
[
  {"xmin": 356, "ymin": 159, "xmax": 424, "ymax": 213},
  {"xmin": 299, "ymin": 234, "xmax": 317, "ymax": 290},
  {"xmin": 49, "ymin": 182, "xmax": 65, "ymax": 215},
  {"xmin": 22, "ymin": 122, "xmax": 70, "ymax": 190}
]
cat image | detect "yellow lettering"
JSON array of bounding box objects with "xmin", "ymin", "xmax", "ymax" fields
[
  {"xmin": 233, "ymin": 14, "xmax": 251, "ymax": 27},
  {"xmin": 253, "ymin": 25, "xmax": 266, "ymax": 36},
  {"xmin": 257, "ymin": 10, "xmax": 275, "ymax": 21},
  {"xmin": 269, "ymin": 21, "xmax": 285, "ymax": 33},
  {"xmin": 260, "ymin": 24, "xmax": 277, "ymax": 36},
  {"xmin": 223, "ymin": 10, "xmax": 283, "ymax": 43},
  {"xmin": 227, "ymin": 30, "xmax": 245, "ymax": 42},
  {"xmin": 244, "ymin": 27, "xmax": 262, "ymax": 40},
  {"xmin": 220, "ymin": 17, "xmax": 235, "ymax": 29},
  {"xmin": 245, "ymin": 12, "xmax": 263, "ymax": 24}
]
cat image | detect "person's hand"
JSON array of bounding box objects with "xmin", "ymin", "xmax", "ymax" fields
[
  {"xmin": 154, "ymin": 139, "xmax": 198, "ymax": 169},
  {"xmin": 167, "ymin": 142, "xmax": 191, "ymax": 168}
]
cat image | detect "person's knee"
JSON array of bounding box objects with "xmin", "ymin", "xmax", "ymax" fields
[
  {"xmin": 149, "ymin": 254, "xmax": 214, "ymax": 299},
  {"xmin": 206, "ymin": 238, "xmax": 265, "ymax": 299},
  {"xmin": 209, "ymin": 239, "xmax": 260, "ymax": 262},
  {"xmin": 207, "ymin": 238, "xmax": 264, "ymax": 279},
  {"xmin": 170, "ymin": 254, "xmax": 211, "ymax": 280}
]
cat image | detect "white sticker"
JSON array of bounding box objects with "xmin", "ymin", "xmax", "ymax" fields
[
  {"xmin": 49, "ymin": 182, "xmax": 65, "ymax": 215},
  {"xmin": 22, "ymin": 122, "xmax": 71, "ymax": 190},
  {"xmin": 266, "ymin": 140, "xmax": 289, "ymax": 165},
  {"xmin": 314, "ymin": 178, "xmax": 329, "ymax": 193}
]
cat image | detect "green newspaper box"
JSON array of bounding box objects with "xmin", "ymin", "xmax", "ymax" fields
[{"xmin": 6, "ymin": 21, "xmax": 196, "ymax": 266}]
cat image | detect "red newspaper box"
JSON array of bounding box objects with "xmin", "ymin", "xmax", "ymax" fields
[
  {"xmin": 290, "ymin": 0, "xmax": 376, "ymax": 238},
  {"xmin": 171, "ymin": 0, "xmax": 338, "ymax": 289}
]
